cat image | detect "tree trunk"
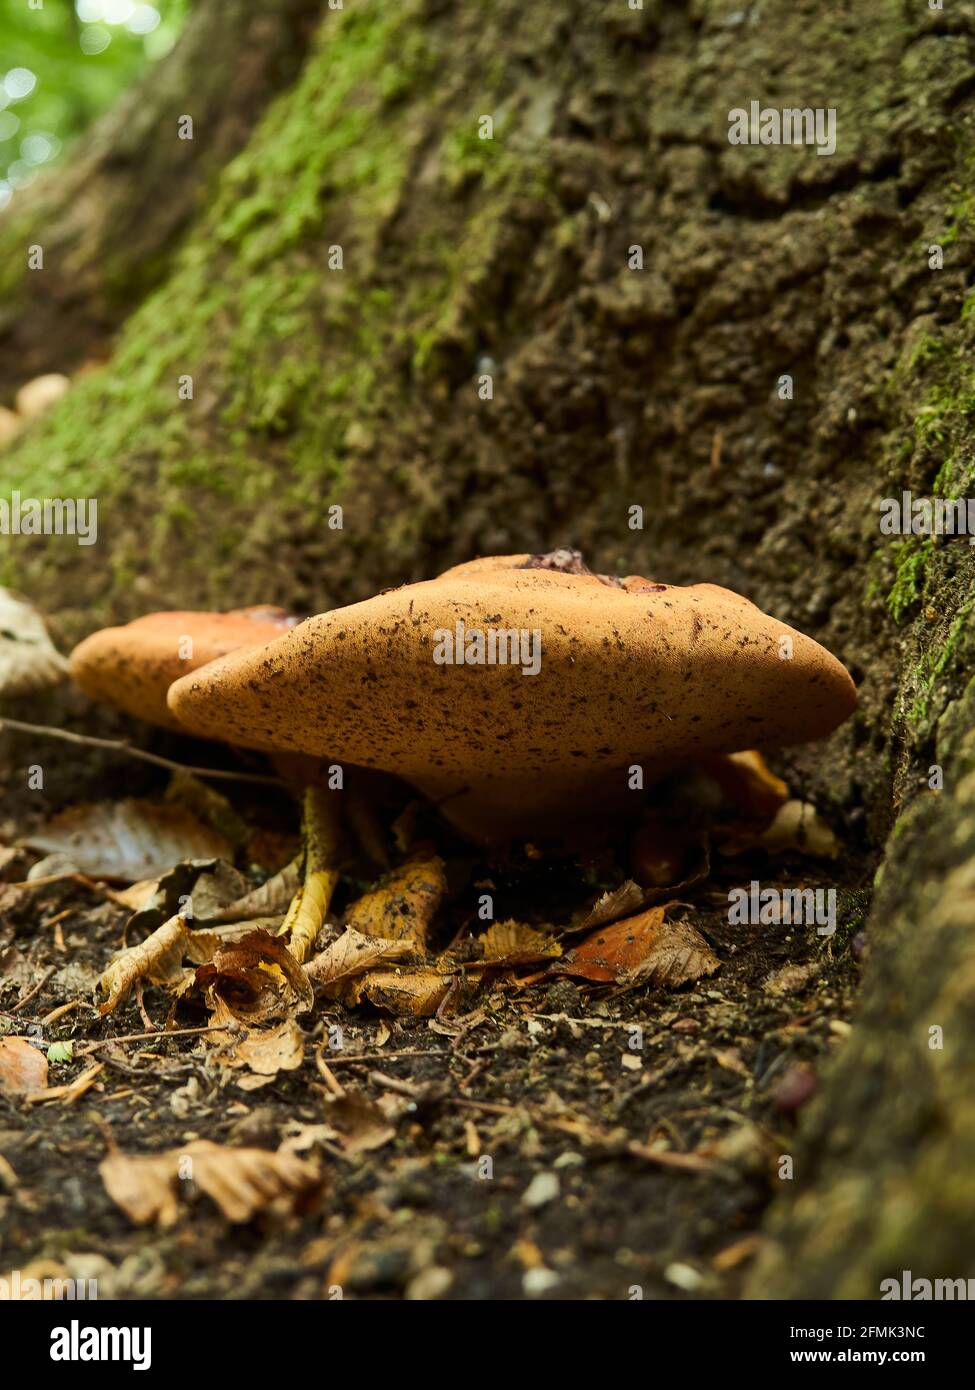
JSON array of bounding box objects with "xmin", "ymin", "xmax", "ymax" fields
[{"xmin": 2, "ymin": 0, "xmax": 975, "ymax": 1296}]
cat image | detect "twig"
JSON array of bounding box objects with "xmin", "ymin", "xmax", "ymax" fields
[
  {"xmin": 78, "ymin": 1023, "xmax": 238, "ymax": 1053},
  {"xmin": 325, "ymin": 1045, "xmax": 450, "ymax": 1067},
  {"xmin": 0, "ymin": 717, "xmax": 285, "ymax": 787},
  {"xmin": 10, "ymin": 967, "xmax": 55, "ymax": 1013}
]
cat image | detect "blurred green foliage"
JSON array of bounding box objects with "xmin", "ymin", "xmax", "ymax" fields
[{"xmin": 0, "ymin": 0, "xmax": 190, "ymax": 208}]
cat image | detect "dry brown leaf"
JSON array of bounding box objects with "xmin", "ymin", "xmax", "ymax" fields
[
  {"xmin": 99, "ymin": 1139, "xmax": 321, "ymax": 1226},
  {"xmin": 344, "ymin": 966, "xmax": 452, "ymax": 1017},
  {"xmin": 323, "ymin": 1094, "xmax": 396, "ymax": 1155},
  {"xmin": 558, "ymin": 908, "xmax": 719, "ymax": 991},
  {"xmin": 0, "ymin": 1036, "xmax": 48, "ymax": 1096},
  {"xmin": 305, "ymin": 927, "xmax": 411, "ymax": 993},
  {"xmin": 24, "ymin": 799, "xmax": 231, "ymax": 881},
  {"xmin": 196, "ymin": 928, "xmax": 313, "ymax": 1022},
  {"xmin": 209, "ymin": 1001, "xmax": 304, "ymax": 1077},
  {"xmin": 204, "ymin": 858, "xmax": 302, "ymax": 924},
  {"xmin": 570, "ymin": 880, "xmax": 647, "ymax": 933},
  {"xmin": 344, "ymin": 851, "xmax": 446, "ymax": 950},
  {"xmin": 99, "ymin": 914, "xmax": 193, "ymax": 1016},
  {"xmin": 478, "ymin": 920, "xmax": 562, "ymax": 966},
  {"xmin": 0, "ymin": 588, "xmax": 69, "ymax": 697}
]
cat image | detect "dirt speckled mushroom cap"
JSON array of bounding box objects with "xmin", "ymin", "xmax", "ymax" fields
[
  {"xmin": 167, "ymin": 554, "xmax": 856, "ymax": 838},
  {"xmin": 71, "ymin": 606, "xmax": 297, "ymax": 731}
]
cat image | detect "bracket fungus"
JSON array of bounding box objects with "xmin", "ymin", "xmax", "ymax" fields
[
  {"xmin": 70, "ymin": 606, "xmax": 297, "ymax": 731},
  {"xmin": 167, "ymin": 551, "xmax": 856, "ymax": 842}
]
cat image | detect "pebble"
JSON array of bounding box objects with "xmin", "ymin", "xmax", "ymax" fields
[
  {"xmin": 522, "ymin": 1171, "xmax": 560, "ymax": 1209},
  {"xmin": 523, "ymin": 1267, "xmax": 561, "ymax": 1296}
]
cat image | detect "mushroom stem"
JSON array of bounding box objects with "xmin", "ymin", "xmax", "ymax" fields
[{"xmin": 281, "ymin": 785, "xmax": 342, "ymax": 963}]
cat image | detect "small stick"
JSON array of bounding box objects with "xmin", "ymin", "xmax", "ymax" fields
[
  {"xmin": 10, "ymin": 967, "xmax": 55, "ymax": 1013},
  {"xmin": 314, "ymin": 1045, "xmax": 346, "ymax": 1096},
  {"xmin": 0, "ymin": 717, "xmax": 285, "ymax": 787},
  {"xmin": 370, "ymin": 1071, "xmax": 425, "ymax": 1099},
  {"xmin": 324, "ymin": 1048, "xmax": 454, "ymax": 1066},
  {"xmin": 41, "ymin": 1000, "xmax": 86, "ymax": 1026},
  {"xmin": 77, "ymin": 1022, "xmax": 237, "ymax": 1053}
]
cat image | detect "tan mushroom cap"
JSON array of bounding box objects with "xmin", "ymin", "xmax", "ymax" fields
[
  {"xmin": 70, "ymin": 606, "xmax": 297, "ymax": 731},
  {"xmin": 167, "ymin": 555, "xmax": 856, "ymax": 839}
]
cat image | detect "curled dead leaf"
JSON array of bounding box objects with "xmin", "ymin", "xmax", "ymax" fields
[
  {"xmin": 99, "ymin": 913, "xmax": 200, "ymax": 1016},
  {"xmin": 0, "ymin": 588, "xmax": 68, "ymax": 697},
  {"xmin": 196, "ymin": 928, "xmax": 313, "ymax": 1022},
  {"xmin": 305, "ymin": 927, "xmax": 411, "ymax": 994},
  {"xmin": 343, "ymin": 966, "xmax": 453, "ymax": 1017},
  {"xmin": 208, "ymin": 999, "xmax": 305, "ymax": 1076},
  {"xmin": 344, "ymin": 851, "xmax": 446, "ymax": 951},
  {"xmin": 99, "ymin": 1139, "xmax": 321, "ymax": 1226},
  {"xmin": 476, "ymin": 920, "xmax": 561, "ymax": 967}
]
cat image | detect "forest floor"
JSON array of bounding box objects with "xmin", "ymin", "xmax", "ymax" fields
[{"xmin": 0, "ymin": 724, "xmax": 872, "ymax": 1301}]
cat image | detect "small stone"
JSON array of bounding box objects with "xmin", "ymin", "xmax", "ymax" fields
[
  {"xmin": 665, "ymin": 1261, "xmax": 705, "ymax": 1291},
  {"xmin": 523, "ymin": 1267, "xmax": 561, "ymax": 1296},
  {"xmin": 770, "ymin": 1063, "xmax": 818, "ymax": 1113},
  {"xmin": 553, "ymin": 1151, "xmax": 584, "ymax": 1170},
  {"xmin": 522, "ymin": 1171, "xmax": 560, "ymax": 1209},
  {"xmin": 405, "ymin": 1266, "xmax": 453, "ymax": 1301}
]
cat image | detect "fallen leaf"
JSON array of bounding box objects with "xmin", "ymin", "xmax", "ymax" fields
[
  {"xmin": 344, "ymin": 966, "xmax": 453, "ymax": 1017},
  {"xmin": 570, "ymin": 880, "xmax": 647, "ymax": 932},
  {"xmin": 477, "ymin": 920, "xmax": 562, "ymax": 966},
  {"xmin": 99, "ymin": 914, "xmax": 196, "ymax": 1016},
  {"xmin": 344, "ymin": 851, "xmax": 446, "ymax": 950},
  {"xmin": 196, "ymin": 929, "xmax": 313, "ymax": 1021},
  {"xmin": 209, "ymin": 1000, "xmax": 304, "ymax": 1077},
  {"xmin": 305, "ymin": 927, "xmax": 411, "ymax": 993},
  {"xmin": 203, "ymin": 858, "xmax": 302, "ymax": 924},
  {"xmin": 24, "ymin": 800, "xmax": 231, "ymax": 881},
  {"xmin": 0, "ymin": 588, "xmax": 69, "ymax": 696},
  {"xmin": 99, "ymin": 1139, "xmax": 321, "ymax": 1226},
  {"xmin": 0, "ymin": 1037, "xmax": 48, "ymax": 1096},
  {"xmin": 323, "ymin": 1094, "xmax": 395, "ymax": 1155},
  {"xmin": 558, "ymin": 908, "xmax": 720, "ymax": 990}
]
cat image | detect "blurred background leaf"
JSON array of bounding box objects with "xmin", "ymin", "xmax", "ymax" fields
[{"xmin": 0, "ymin": 0, "xmax": 190, "ymax": 209}]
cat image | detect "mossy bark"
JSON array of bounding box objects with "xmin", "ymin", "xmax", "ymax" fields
[
  {"xmin": 1, "ymin": 0, "xmax": 975, "ymax": 1296},
  {"xmin": 749, "ymin": 678, "xmax": 975, "ymax": 1298},
  {"xmin": 0, "ymin": 0, "xmax": 322, "ymax": 387}
]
